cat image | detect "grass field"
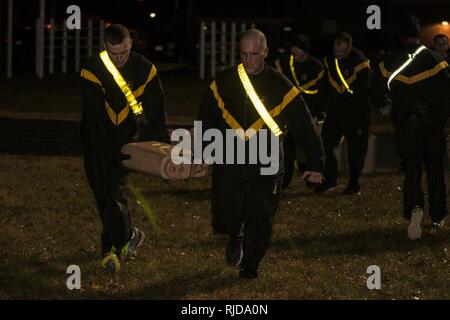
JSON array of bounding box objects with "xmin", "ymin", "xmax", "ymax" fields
[{"xmin": 1, "ymin": 155, "xmax": 450, "ymax": 300}]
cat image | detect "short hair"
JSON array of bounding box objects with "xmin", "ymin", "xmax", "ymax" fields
[
  {"xmin": 434, "ymin": 34, "xmax": 449, "ymax": 43},
  {"xmin": 334, "ymin": 31, "xmax": 352, "ymax": 45},
  {"xmin": 104, "ymin": 24, "xmax": 130, "ymax": 45},
  {"xmin": 240, "ymin": 29, "xmax": 268, "ymax": 50}
]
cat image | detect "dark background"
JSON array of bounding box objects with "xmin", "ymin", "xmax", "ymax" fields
[{"xmin": 0, "ymin": 0, "xmax": 449, "ymax": 73}]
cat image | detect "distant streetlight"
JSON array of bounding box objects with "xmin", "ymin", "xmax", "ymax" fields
[
  {"xmin": 442, "ymin": 21, "xmax": 449, "ymax": 26},
  {"xmin": 149, "ymin": 12, "xmax": 156, "ymax": 19}
]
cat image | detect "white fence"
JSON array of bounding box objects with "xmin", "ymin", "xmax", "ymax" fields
[
  {"xmin": 35, "ymin": 19, "xmax": 105, "ymax": 79},
  {"xmin": 199, "ymin": 21, "xmax": 255, "ymax": 79}
]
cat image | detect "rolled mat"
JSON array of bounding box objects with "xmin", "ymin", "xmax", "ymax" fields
[{"xmin": 121, "ymin": 141, "xmax": 211, "ymax": 180}]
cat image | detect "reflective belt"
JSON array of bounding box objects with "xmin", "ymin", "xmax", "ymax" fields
[
  {"xmin": 335, "ymin": 58, "xmax": 353, "ymax": 94},
  {"xmin": 99, "ymin": 50, "xmax": 143, "ymax": 116},
  {"xmin": 237, "ymin": 64, "xmax": 283, "ymax": 136},
  {"xmin": 289, "ymin": 55, "xmax": 301, "ymax": 87},
  {"xmin": 387, "ymin": 45, "xmax": 427, "ymax": 90},
  {"xmin": 290, "ymin": 55, "xmax": 318, "ymax": 95}
]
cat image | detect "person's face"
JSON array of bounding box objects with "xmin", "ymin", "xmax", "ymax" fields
[
  {"xmin": 333, "ymin": 40, "xmax": 351, "ymax": 59},
  {"xmin": 104, "ymin": 37, "xmax": 133, "ymax": 68},
  {"xmin": 291, "ymin": 46, "xmax": 307, "ymax": 61},
  {"xmin": 434, "ymin": 37, "xmax": 449, "ymax": 56},
  {"xmin": 240, "ymin": 37, "xmax": 268, "ymax": 75}
]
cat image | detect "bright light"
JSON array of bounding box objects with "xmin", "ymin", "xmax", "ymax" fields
[
  {"xmin": 442, "ymin": 21, "xmax": 449, "ymax": 25},
  {"xmin": 149, "ymin": 12, "xmax": 156, "ymax": 19}
]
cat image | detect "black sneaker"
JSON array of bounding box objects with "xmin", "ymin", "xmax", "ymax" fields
[
  {"xmin": 121, "ymin": 227, "xmax": 145, "ymax": 260},
  {"xmin": 225, "ymin": 235, "xmax": 244, "ymax": 267},
  {"xmin": 297, "ymin": 163, "xmax": 306, "ymax": 175},
  {"xmin": 342, "ymin": 184, "xmax": 361, "ymax": 195},
  {"xmin": 239, "ymin": 268, "xmax": 258, "ymax": 279},
  {"xmin": 431, "ymin": 218, "xmax": 445, "ymax": 234},
  {"xmin": 314, "ymin": 182, "xmax": 337, "ymax": 194}
]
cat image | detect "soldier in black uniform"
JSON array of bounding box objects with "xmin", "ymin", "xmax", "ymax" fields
[
  {"xmin": 370, "ymin": 15, "xmax": 450, "ymax": 239},
  {"xmin": 433, "ymin": 34, "xmax": 450, "ymax": 64},
  {"xmin": 198, "ymin": 29, "xmax": 324, "ymax": 279},
  {"xmin": 80, "ymin": 24, "xmax": 170, "ymax": 271},
  {"xmin": 314, "ymin": 32, "xmax": 371, "ymax": 195},
  {"xmin": 274, "ymin": 34, "xmax": 326, "ymax": 188}
]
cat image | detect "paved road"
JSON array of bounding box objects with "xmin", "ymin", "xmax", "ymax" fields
[{"xmin": 0, "ymin": 117, "xmax": 403, "ymax": 170}]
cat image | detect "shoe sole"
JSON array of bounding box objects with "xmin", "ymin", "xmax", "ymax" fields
[
  {"xmin": 136, "ymin": 231, "xmax": 146, "ymax": 253},
  {"xmin": 226, "ymin": 244, "xmax": 244, "ymax": 268},
  {"xmin": 132, "ymin": 231, "xmax": 146, "ymax": 257},
  {"xmin": 408, "ymin": 210, "xmax": 423, "ymax": 240},
  {"xmin": 226, "ymin": 250, "xmax": 243, "ymax": 268}
]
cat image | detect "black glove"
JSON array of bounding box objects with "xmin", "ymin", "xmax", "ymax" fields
[
  {"xmin": 111, "ymin": 151, "xmax": 131, "ymax": 171},
  {"xmin": 315, "ymin": 112, "xmax": 326, "ymax": 123}
]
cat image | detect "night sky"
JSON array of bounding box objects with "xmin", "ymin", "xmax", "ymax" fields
[{"xmin": 1, "ymin": 0, "xmax": 449, "ymax": 66}]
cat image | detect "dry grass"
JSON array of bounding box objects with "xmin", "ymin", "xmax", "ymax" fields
[{"xmin": 1, "ymin": 155, "xmax": 450, "ymax": 300}]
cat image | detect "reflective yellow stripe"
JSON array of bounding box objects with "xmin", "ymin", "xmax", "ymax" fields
[
  {"xmin": 399, "ymin": 61, "xmax": 448, "ymax": 84},
  {"xmin": 387, "ymin": 45, "xmax": 427, "ymax": 89},
  {"xmin": 117, "ymin": 105, "xmax": 130, "ymax": 125},
  {"xmin": 105, "ymin": 102, "xmax": 117, "ymax": 124},
  {"xmin": 105, "ymin": 102, "xmax": 130, "ymax": 126},
  {"xmin": 324, "ymin": 57, "xmax": 342, "ymax": 92},
  {"xmin": 289, "ymin": 55, "xmax": 300, "ymax": 87},
  {"xmin": 380, "ymin": 52, "xmax": 448, "ymax": 88},
  {"xmin": 289, "ymin": 56, "xmax": 321, "ymax": 94},
  {"xmin": 248, "ymin": 86, "xmax": 299, "ymax": 135},
  {"xmin": 81, "ymin": 66, "xmax": 129, "ymax": 126},
  {"xmin": 210, "ymin": 81, "xmax": 297, "ymax": 141},
  {"xmin": 237, "ymin": 64, "xmax": 283, "ymax": 136},
  {"xmin": 133, "ymin": 65, "xmax": 157, "ymax": 98},
  {"xmin": 344, "ymin": 60, "xmax": 370, "ymax": 89},
  {"xmin": 326, "ymin": 59, "xmax": 370, "ymax": 94},
  {"xmin": 99, "ymin": 50, "xmax": 143, "ymax": 116},
  {"xmin": 328, "ymin": 75, "xmax": 343, "ymax": 93},
  {"xmin": 299, "ymin": 88, "xmax": 318, "ymax": 95},
  {"xmin": 299, "ymin": 69, "xmax": 323, "ymax": 95},
  {"xmin": 380, "ymin": 61, "xmax": 448, "ymax": 84},
  {"xmin": 379, "ymin": 62, "xmax": 390, "ymax": 78},
  {"xmin": 210, "ymin": 81, "xmax": 244, "ymax": 132},
  {"xmin": 269, "ymin": 86, "xmax": 300, "ymax": 118},
  {"xmin": 301, "ymin": 70, "xmax": 324, "ymax": 90},
  {"xmin": 275, "ymin": 59, "xmax": 283, "ymax": 73},
  {"xmin": 81, "ymin": 68, "xmax": 102, "ymax": 86},
  {"xmin": 335, "ymin": 58, "xmax": 353, "ymax": 94}
]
